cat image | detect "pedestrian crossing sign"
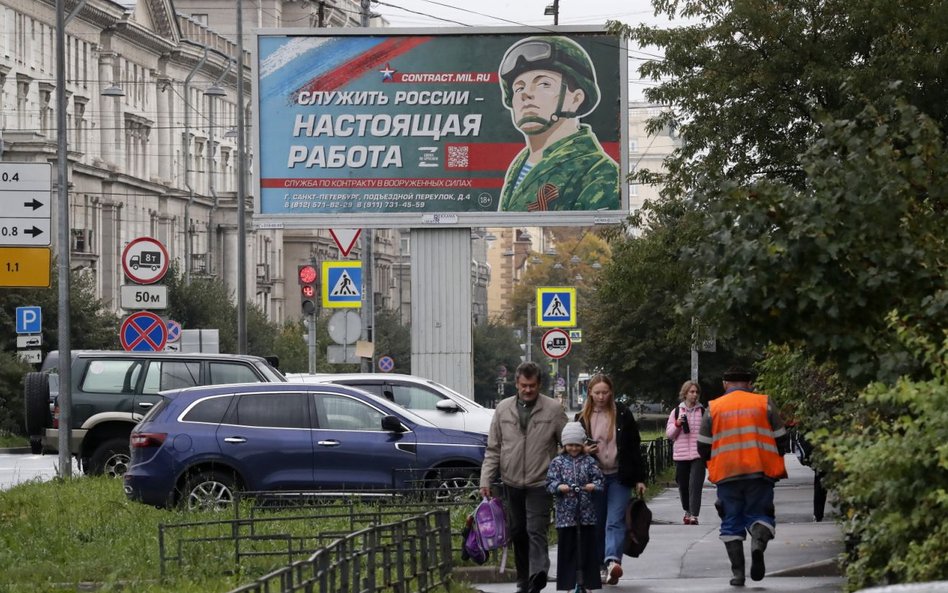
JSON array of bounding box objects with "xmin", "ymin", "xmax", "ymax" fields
[
  {"xmin": 537, "ymin": 287, "xmax": 576, "ymax": 327},
  {"xmin": 322, "ymin": 261, "xmax": 362, "ymax": 308}
]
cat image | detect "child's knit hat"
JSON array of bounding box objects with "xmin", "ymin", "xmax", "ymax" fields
[{"xmin": 561, "ymin": 422, "xmax": 586, "ymax": 446}]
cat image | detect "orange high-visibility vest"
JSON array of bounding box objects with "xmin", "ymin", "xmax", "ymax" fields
[{"xmin": 707, "ymin": 390, "xmax": 786, "ymax": 484}]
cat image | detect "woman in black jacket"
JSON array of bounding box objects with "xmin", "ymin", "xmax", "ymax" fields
[{"xmin": 576, "ymin": 374, "xmax": 648, "ymax": 586}]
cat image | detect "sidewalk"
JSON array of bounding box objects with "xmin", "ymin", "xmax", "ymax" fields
[{"xmin": 474, "ymin": 455, "xmax": 845, "ymax": 593}]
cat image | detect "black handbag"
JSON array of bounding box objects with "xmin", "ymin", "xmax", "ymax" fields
[{"xmin": 623, "ymin": 497, "xmax": 652, "ymax": 558}]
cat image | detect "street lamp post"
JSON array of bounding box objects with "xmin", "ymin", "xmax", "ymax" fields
[
  {"xmin": 544, "ymin": 0, "xmax": 560, "ymax": 25},
  {"xmin": 526, "ymin": 302, "xmax": 534, "ymax": 362}
]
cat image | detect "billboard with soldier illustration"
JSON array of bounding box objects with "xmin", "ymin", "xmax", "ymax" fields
[{"xmin": 253, "ymin": 27, "xmax": 628, "ymax": 228}]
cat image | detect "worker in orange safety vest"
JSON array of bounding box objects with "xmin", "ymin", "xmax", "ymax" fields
[{"xmin": 697, "ymin": 366, "xmax": 789, "ymax": 587}]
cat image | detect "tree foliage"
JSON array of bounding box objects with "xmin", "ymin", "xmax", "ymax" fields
[
  {"xmin": 600, "ymin": 2, "xmax": 948, "ymax": 587},
  {"xmin": 687, "ymin": 97, "xmax": 947, "ymax": 382},
  {"xmin": 472, "ymin": 320, "xmax": 522, "ymax": 406},
  {"xmin": 373, "ymin": 307, "xmax": 411, "ymax": 374},
  {"xmin": 822, "ymin": 333, "xmax": 948, "ymax": 590},
  {"xmin": 606, "ymin": 0, "xmax": 948, "ymax": 384}
]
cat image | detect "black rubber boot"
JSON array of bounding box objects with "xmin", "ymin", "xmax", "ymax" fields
[
  {"xmin": 724, "ymin": 540, "xmax": 745, "ymax": 587},
  {"xmin": 749, "ymin": 523, "xmax": 773, "ymax": 581}
]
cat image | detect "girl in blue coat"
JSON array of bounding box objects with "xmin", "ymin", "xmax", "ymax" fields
[{"xmin": 547, "ymin": 422, "xmax": 605, "ymax": 592}]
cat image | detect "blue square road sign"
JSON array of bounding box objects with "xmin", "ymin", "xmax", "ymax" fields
[{"xmin": 16, "ymin": 306, "xmax": 42, "ymax": 334}]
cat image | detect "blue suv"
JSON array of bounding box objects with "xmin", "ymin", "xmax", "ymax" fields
[{"xmin": 124, "ymin": 382, "xmax": 486, "ymax": 509}]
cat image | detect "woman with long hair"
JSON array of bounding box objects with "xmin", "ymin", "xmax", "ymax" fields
[
  {"xmin": 666, "ymin": 380, "xmax": 707, "ymax": 524},
  {"xmin": 575, "ymin": 374, "xmax": 647, "ymax": 586}
]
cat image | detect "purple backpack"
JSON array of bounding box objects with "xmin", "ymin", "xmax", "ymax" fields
[{"xmin": 462, "ymin": 497, "xmax": 509, "ymax": 571}]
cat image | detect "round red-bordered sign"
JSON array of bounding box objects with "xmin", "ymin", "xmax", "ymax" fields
[
  {"xmin": 541, "ymin": 328, "xmax": 572, "ymax": 359},
  {"xmin": 122, "ymin": 237, "xmax": 169, "ymax": 285},
  {"xmin": 120, "ymin": 311, "xmax": 168, "ymax": 352}
]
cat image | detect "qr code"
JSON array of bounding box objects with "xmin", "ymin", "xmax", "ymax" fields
[{"xmin": 446, "ymin": 145, "xmax": 469, "ymax": 169}]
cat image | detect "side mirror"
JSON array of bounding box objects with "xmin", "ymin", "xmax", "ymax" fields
[
  {"xmin": 381, "ymin": 415, "xmax": 406, "ymax": 433},
  {"xmin": 436, "ymin": 399, "xmax": 461, "ymax": 413}
]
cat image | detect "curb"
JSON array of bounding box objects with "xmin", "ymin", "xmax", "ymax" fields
[
  {"xmin": 0, "ymin": 447, "xmax": 32, "ymax": 454},
  {"xmin": 768, "ymin": 558, "xmax": 843, "ymax": 578}
]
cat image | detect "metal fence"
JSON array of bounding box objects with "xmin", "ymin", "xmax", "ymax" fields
[
  {"xmin": 641, "ymin": 437, "xmax": 675, "ymax": 484},
  {"xmin": 226, "ymin": 510, "xmax": 452, "ymax": 593}
]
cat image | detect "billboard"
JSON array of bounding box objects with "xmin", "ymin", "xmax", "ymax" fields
[{"xmin": 253, "ymin": 27, "xmax": 628, "ymax": 229}]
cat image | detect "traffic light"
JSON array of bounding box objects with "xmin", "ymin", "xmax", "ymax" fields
[{"xmin": 298, "ymin": 264, "xmax": 317, "ymax": 315}]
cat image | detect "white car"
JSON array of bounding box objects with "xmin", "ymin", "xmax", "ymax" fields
[{"xmin": 283, "ymin": 372, "xmax": 494, "ymax": 434}]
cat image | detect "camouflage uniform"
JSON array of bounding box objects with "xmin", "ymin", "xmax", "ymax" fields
[
  {"xmin": 499, "ymin": 125, "xmax": 619, "ymax": 212},
  {"xmin": 497, "ymin": 35, "xmax": 620, "ymax": 212}
]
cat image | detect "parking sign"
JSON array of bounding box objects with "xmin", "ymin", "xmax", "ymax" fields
[{"xmin": 15, "ymin": 306, "xmax": 42, "ymax": 334}]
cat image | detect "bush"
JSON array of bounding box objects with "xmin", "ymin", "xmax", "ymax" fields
[
  {"xmin": 826, "ymin": 358, "xmax": 948, "ymax": 590},
  {"xmin": 0, "ymin": 350, "xmax": 35, "ymax": 436}
]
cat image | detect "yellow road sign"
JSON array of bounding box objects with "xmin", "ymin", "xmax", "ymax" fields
[{"xmin": 0, "ymin": 247, "xmax": 51, "ymax": 287}]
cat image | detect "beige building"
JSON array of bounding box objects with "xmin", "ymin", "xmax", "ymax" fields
[{"xmin": 628, "ymin": 101, "xmax": 681, "ymax": 213}]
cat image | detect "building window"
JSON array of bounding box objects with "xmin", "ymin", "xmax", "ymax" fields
[
  {"xmin": 39, "ymin": 84, "xmax": 54, "ymax": 135},
  {"xmin": 73, "ymin": 98, "xmax": 87, "ymax": 153},
  {"xmin": 16, "ymin": 75, "xmax": 31, "ymax": 128},
  {"xmin": 629, "ymin": 138, "xmax": 638, "ymax": 153},
  {"xmin": 71, "ymin": 228, "xmax": 93, "ymax": 253}
]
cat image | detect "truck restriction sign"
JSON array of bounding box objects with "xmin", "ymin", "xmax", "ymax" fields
[
  {"xmin": 122, "ymin": 237, "xmax": 169, "ymax": 284},
  {"xmin": 541, "ymin": 328, "xmax": 571, "ymax": 359}
]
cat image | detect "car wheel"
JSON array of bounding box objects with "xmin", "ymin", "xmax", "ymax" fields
[
  {"xmin": 88, "ymin": 438, "xmax": 131, "ymax": 478},
  {"xmin": 432, "ymin": 468, "xmax": 480, "ymax": 504},
  {"xmin": 181, "ymin": 471, "xmax": 237, "ymax": 512},
  {"xmin": 23, "ymin": 372, "xmax": 51, "ymax": 438}
]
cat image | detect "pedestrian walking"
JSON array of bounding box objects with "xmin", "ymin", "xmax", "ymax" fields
[
  {"xmin": 574, "ymin": 374, "xmax": 647, "ymax": 586},
  {"xmin": 666, "ymin": 380, "xmax": 707, "ymax": 525},
  {"xmin": 697, "ymin": 366, "xmax": 789, "ymax": 587},
  {"xmin": 791, "ymin": 426, "xmax": 828, "ymax": 522},
  {"xmin": 546, "ymin": 422, "xmax": 604, "ymax": 592},
  {"xmin": 481, "ymin": 361, "xmax": 568, "ymax": 593}
]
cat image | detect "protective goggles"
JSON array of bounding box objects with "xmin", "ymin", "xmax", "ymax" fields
[{"xmin": 500, "ymin": 40, "xmax": 554, "ymax": 77}]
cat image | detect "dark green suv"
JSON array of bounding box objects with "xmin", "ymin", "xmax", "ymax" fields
[{"xmin": 24, "ymin": 351, "xmax": 285, "ymax": 477}]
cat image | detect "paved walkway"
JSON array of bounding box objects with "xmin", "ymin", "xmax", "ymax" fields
[{"xmin": 474, "ymin": 455, "xmax": 845, "ymax": 593}]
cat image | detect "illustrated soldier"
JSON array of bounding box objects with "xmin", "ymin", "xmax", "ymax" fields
[{"xmin": 497, "ymin": 36, "xmax": 620, "ymax": 212}]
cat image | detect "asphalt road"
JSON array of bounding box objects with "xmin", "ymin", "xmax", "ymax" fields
[{"xmin": 0, "ymin": 452, "xmax": 78, "ymax": 491}]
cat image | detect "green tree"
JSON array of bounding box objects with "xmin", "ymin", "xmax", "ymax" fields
[
  {"xmin": 472, "ymin": 320, "xmax": 522, "ymax": 406},
  {"xmin": 586, "ymin": 206, "xmax": 749, "ymax": 403},
  {"xmin": 686, "ymin": 98, "xmax": 947, "ymax": 383},
  {"xmin": 164, "ymin": 265, "xmax": 239, "ymax": 352},
  {"xmin": 608, "ymin": 0, "xmax": 948, "ymax": 383},
  {"xmin": 271, "ymin": 320, "xmax": 308, "ymax": 374},
  {"xmin": 373, "ymin": 307, "xmax": 411, "ymax": 374}
]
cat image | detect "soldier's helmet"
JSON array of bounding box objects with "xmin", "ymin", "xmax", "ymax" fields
[{"xmin": 498, "ymin": 36, "xmax": 600, "ymax": 117}]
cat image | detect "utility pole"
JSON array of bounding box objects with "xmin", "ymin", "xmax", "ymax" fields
[
  {"xmin": 236, "ymin": 0, "xmax": 248, "ymax": 353},
  {"xmin": 55, "ymin": 0, "xmax": 73, "ymax": 478},
  {"xmin": 359, "ymin": 0, "xmax": 374, "ymax": 372},
  {"xmin": 526, "ymin": 303, "xmax": 534, "ymax": 362}
]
